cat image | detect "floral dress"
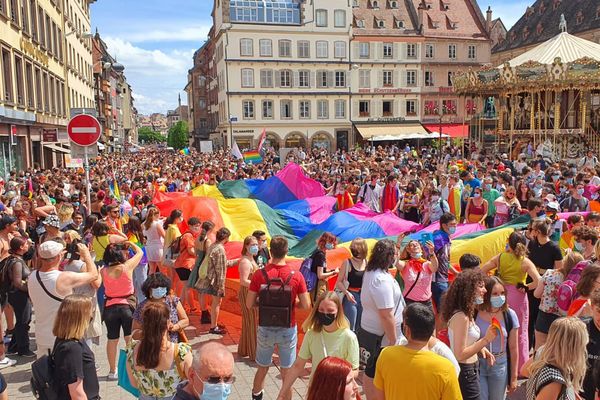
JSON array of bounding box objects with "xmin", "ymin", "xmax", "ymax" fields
[
  {"xmin": 132, "ymin": 296, "xmax": 181, "ymax": 343},
  {"xmin": 126, "ymin": 340, "xmax": 191, "ymax": 399}
]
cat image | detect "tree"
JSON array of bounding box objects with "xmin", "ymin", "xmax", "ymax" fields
[
  {"xmin": 138, "ymin": 126, "xmax": 166, "ymax": 144},
  {"xmin": 167, "ymin": 121, "xmax": 189, "ymax": 150}
]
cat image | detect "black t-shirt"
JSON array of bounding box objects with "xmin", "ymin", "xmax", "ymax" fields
[
  {"xmin": 0, "ymin": 372, "xmax": 5, "ymax": 393},
  {"xmin": 311, "ymin": 250, "xmax": 327, "ymax": 274},
  {"xmin": 53, "ymin": 339, "xmax": 99, "ymax": 400},
  {"xmin": 253, "ymin": 247, "xmax": 270, "ymax": 267},
  {"xmin": 527, "ymin": 239, "xmax": 562, "ymax": 270},
  {"xmin": 583, "ymin": 318, "xmax": 600, "ymax": 400}
]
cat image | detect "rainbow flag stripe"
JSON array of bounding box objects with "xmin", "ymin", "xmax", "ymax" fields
[{"xmin": 243, "ymin": 151, "xmax": 262, "ymax": 163}]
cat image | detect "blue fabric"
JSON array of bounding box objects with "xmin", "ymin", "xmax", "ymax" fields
[
  {"xmin": 250, "ymin": 177, "xmax": 297, "ymax": 207},
  {"xmin": 117, "ymin": 349, "xmax": 139, "ymax": 397}
]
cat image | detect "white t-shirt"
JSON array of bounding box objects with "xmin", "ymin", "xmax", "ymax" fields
[
  {"xmin": 28, "ymin": 270, "xmax": 69, "ymax": 347},
  {"xmin": 360, "ymin": 269, "xmax": 405, "ymax": 346}
]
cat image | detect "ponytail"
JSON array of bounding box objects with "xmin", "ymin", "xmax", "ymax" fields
[{"xmin": 514, "ymin": 242, "xmax": 527, "ymax": 258}]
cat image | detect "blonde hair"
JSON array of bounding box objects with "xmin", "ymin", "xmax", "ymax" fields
[
  {"xmin": 529, "ymin": 317, "xmax": 589, "ymax": 393},
  {"xmin": 593, "ymin": 239, "xmax": 600, "ymax": 260},
  {"xmin": 561, "ymin": 252, "xmax": 584, "ymax": 277},
  {"xmin": 302, "ymin": 291, "xmax": 349, "ymax": 333},
  {"xmin": 52, "ymin": 294, "xmax": 93, "ymax": 340},
  {"xmin": 241, "ymin": 235, "xmax": 257, "ymax": 256},
  {"xmin": 57, "ymin": 203, "xmax": 74, "ymax": 225},
  {"xmin": 63, "ymin": 230, "xmax": 82, "ymax": 242}
]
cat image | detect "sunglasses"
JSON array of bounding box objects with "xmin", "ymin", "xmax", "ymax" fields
[{"xmin": 201, "ymin": 375, "xmax": 235, "ymax": 385}]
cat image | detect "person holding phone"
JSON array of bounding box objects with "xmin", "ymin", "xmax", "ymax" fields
[{"xmin": 396, "ymin": 239, "xmax": 438, "ymax": 311}]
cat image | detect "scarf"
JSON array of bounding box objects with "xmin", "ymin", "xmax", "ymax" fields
[{"xmin": 382, "ymin": 184, "xmax": 398, "ymax": 212}]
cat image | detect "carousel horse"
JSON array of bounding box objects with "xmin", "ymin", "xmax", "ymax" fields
[
  {"xmin": 484, "ymin": 97, "xmax": 496, "ymax": 118},
  {"xmin": 536, "ymin": 139, "xmax": 557, "ymax": 163}
]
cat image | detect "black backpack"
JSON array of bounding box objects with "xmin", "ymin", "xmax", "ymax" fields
[
  {"xmin": 30, "ymin": 349, "xmax": 59, "ymax": 400},
  {"xmin": 0, "ymin": 256, "xmax": 17, "ymax": 296},
  {"xmin": 258, "ymin": 269, "xmax": 295, "ymax": 328}
]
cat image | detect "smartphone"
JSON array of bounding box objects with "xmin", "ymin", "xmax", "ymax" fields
[{"xmin": 420, "ymin": 232, "xmax": 433, "ymax": 244}]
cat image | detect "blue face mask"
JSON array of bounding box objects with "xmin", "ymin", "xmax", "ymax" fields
[
  {"xmin": 413, "ymin": 252, "xmax": 422, "ymax": 259},
  {"xmin": 325, "ymin": 243, "xmax": 334, "ymax": 250},
  {"xmin": 474, "ymin": 296, "xmax": 484, "ymax": 305},
  {"xmin": 490, "ymin": 295, "xmax": 506, "ymax": 308},
  {"xmin": 249, "ymin": 245, "xmax": 259, "ymax": 255},
  {"xmin": 200, "ymin": 382, "xmax": 232, "ymax": 400},
  {"xmin": 577, "ymin": 188, "xmax": 585, "ymax": 196},
  {"xmin": 151, "ymin": 287, "xmax": 167, "ymax": 299},
  {"xmin": 448, "ymin": 226, "xmax": 456, "ymax": 235}
]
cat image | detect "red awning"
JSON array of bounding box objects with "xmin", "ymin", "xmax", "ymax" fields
[{"xmin": 424, "ymin": 124, "xmax": 469, "ymax": 138}]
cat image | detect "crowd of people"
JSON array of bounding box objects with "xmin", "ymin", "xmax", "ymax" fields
[{"xmin": 0, "ymin": 143, "xmax": 597, "ymax": 400}]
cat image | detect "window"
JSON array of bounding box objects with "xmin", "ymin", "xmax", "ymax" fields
[
  {"xmin": 42, "ymin": 71, "xmax": 48, "ymax": 112},
  {"xmin": 38, "ymin": 7, "xmax": 45, "ymax": 48},
  {"xmin": 262, "ymin": 100, "xmax": 273, "ymax": 119},
  {"xmin": 298, "ymin": 70, "xmax": 310, "ymax": 88},
  {"xmin": 299, "ymin": 100, "xmax": 310, "ymax": 119},
  {"xmin": 279, "ymin": 40, "xmax": 291, "ymax": 57},
  {"xmin": 359, "ymin": 100, "xmax": 370, "ymax": 117},
  {"xmin": 425, "ymin": 44, "xmax": 434, "ymax": 58},
  {"xmin": 34, "ymin": 67, "xmax": 41, "ymax": 110},
  {"xmin": 406, "ymin": 100, "xmax": 416, "ymax": 116},
  {"xmin": 240, "ymin": 38, "xmax": 253, "ymax": 56},
  {"xmin": 359, "ymin": 70, "xmax": 370, "ymax": 88},
  {"xmin": 425, "ymin": 100, "xmax": 439, "ymax": 115},
  {"xmin": 376, "ymin": 19, "xmax": 385, "ymax": 28},
  {"xmin": 407, "ymin": 43, "xmax": 417, "ymax": 58},
  {"xmin": 425, "ymin": 71, "xmax": 434, "ymax": 87},
  {"xmin": 406, "ymin": 70, "xmax": 416, "ymax": 86},
  {"xmin": 317, "ymin": 100, "xmax": 329, "ymax": 119},
  {"xmin": 21, "ymin": 0, "xmax": 29, "ymax": 34},
  {"xmin": 334, "ymin": 41, "xmax": 346, "ymax": 58},
  {"xmin": 443, "ymin": 99, "xmax": 457, "ymax": 115},
  {"xmin": 356, "ymin": 19, "xmax": 365, "ymax": 28},
  {"xmin": 298, "ymin": 41, "xmax": 310, "ymax": 58},
  {"xmin": 335, "ymin": 71, "xmax": 346, "ymax": 87},
  {"xmin": 449, "ymin": 44, "xmax": 456, "ymax": 59},
  {"xmin": 383, "ymin": 70, "xmax": 393, "ymax": 86},
  {"xmin": 468, "ymin": 45, "xmax": 476, "ymax": 60},
  {"xmin": 243, "ymin": 100, "xmax": 255, "ymax": 119},
  {"xmin": 383, "ymin": 43, "xmax": 393, "ymax": 58},
  {"xmin": 281, "ymin": 99, "xmax": 292, "ymax": 119},
  {"xmin": 1, "ymin": 48, "xmax": 13, "ymax": 102},
  {"xmin": 371, "ymin": 0, "xmax": 380, "ymax": 8},
  {"xmin": 382, "ymin": 100, "xmax": 393, "ymax": 117},
  {"xmin": 259, "ymin": 39, "xmax": 272, "ymax": 56},
  {"xmin": 30, "ymin": 0, "xmax": 37, "ymax": 41},
  {"xmin": 198, "ymin": 99, "xmax": 206, "ymax": 110},
  {"xmin": 447, "ymin": 71, "xmax": 454, "ymax": 87},
  {"xmin": 14, "ymin": 55, "xmax": 24, "ymax": 106},
  {"xmin": 25, "ymin": 62, "xmax": 33, "ymax": 108},
  {"xmin": 317, "ymin": 70, "xmax": 329, "ymax": 88},
  {"xmin": 316, "ymin": 41, "xmax": 328, "ymax": 58},
  {"xmin": 241, "ymin": 68, "xmax": 254, "ymax": 87},
  {"xmin": 359, "ymin": 42, "xmax": 370, "ymax": 58},
  {"xmin": 316, "ymin": 9, "xmax": 327, "ymax": 27},
  {"xmin": 9, "ymin": 0, "xmax": 18, "ymax": 24},
  {"xmin": 334, "ymin": 9, "xmax": 346, "ymax": 27},
  {"xmin": 260, "ymin": 69, "xmax": 273, "ymax": 88},
  {"xmin": 280, "ymin": 70, "xmax": 291, "ymax": 87},
  {"xmin": 335, "ymin": 99, "xmax": 346, "ymax": 118},
  {"xmin": 48, "ymin": 75, "xmax": 55, "ymax": 114}
]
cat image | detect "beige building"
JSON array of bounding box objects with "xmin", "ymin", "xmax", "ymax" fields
[{"xmin": 0, "ymin": 0, "xmax": 94, "ymax": 171}]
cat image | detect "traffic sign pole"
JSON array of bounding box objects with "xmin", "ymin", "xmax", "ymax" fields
[
  {"xmin": 67, "ymin": 112, "xmax": 100, "ymax": 212},
  {"xmin": 84, "ymin": 146, "xmax": 91, "ymax": 212}
]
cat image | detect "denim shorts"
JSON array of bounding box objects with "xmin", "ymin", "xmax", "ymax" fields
[{"xmin": 255, "ymin": 326, "xmax": 297, "ymax": 369}]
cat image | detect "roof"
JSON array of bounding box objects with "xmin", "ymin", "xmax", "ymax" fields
[
  {"xmin": 493, "ymin": 0, "xmax": 600, "ymax": 53},
  {"xmin": 502, "ymin": 31, "xmax": 600, "ymax": 67},
  {"xmin": 352, "ymin": 0, "xmax": 419, "ymax": 36},
  {"xmin": 409, "ymin": 0, "xmax": 489, "ymax": 40}
]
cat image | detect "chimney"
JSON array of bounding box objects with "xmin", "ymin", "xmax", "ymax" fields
[
  {"xmin": 418, "ymin": 2, "xmax": 425, "ymax": 33},
  {"xmin": 486, "ymin": 6, "xmax": 493, "ymax": 33}
]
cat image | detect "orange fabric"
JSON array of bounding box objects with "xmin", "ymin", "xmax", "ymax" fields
[
  {"xmin": 174, "ymin": 232, "xmax": 197, "ymax": 270},
  {"xmin": 567, "ymin": 298, "xmax": 588, "ymax": 317}
]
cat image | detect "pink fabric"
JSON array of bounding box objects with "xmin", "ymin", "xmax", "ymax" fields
[
  {"xmin": 101, "ymin": 269, "xmax": 134, "ymax": 308},
  {"xmin": 276, "ymin": 163, "xmax": 326, "ymax": 200},
  {"xmin": 506, "ymin": 284, "xmax": 529, "ymax": 372},
  {"xmin": 305, "ymin": 196, "xmax": 337, "ymax": 224},
  {"xmin": 556, "ymin": 211, "xmax": 589, "ymax": 219},
  {"xmin": 401, "ymin": 262, "xmax": 433, "ymax": 302},
  {"xmin": 421, "ymin": 222, "xmax": 484, "ymax": 238},
  {"xmin": 344, "ymin": 203, "xmax": 421, "ymax": 234}
]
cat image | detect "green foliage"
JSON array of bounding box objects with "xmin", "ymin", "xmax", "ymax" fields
[
  {"xmin": 138, "ymin": 127, "xmax": 166, "ymax": 144},
  {"xmin": 167, "ymin": 121, "xmax": 189, "ymax": 150}
]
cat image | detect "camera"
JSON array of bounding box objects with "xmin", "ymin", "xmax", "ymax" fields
[{"xmin": 66, "ymin": 239, "xmax": 81, "ymax": 261}]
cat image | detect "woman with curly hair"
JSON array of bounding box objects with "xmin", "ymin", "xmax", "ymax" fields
[{"xmin": 442, "ymin": 269, "xmax": 498, "ymax": 400}]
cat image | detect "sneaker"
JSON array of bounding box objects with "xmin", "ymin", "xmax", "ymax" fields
[
  {"xmin": 107, "ymin": 370, "xmax": 118, "ymax": 381},
  {"xmin": 208, "ymin": 326, "xmax": 227, "ymax": 335},
  {"xmin": 0, "ymin": 357, "xmax": 17, "ymax": 369},
  {"xmin": 252, "ymin": 390, "xmax": 264, "ymax": 400},
  {"xmin": 200, "ymin": 310, "xmax": 211, "ymax": 324},
  {"xmin": 5, "ymin": 348, "xmax": 17, "ymax": 356},
  {"xmin": 18, "ymin": 350, "xmax": 36, "ymax": 358}
]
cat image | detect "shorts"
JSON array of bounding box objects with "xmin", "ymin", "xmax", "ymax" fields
[
  {"xmin": 255, "ymin": 325, "xmax": 297, "ymax": 369},
  {"xmin": 357, "ymin": 327, "xmax": 384, "ymax": 379},
  {"xmin": 535, "ymin": 310, "xmax": 559, "ymax": 334},
  {"xmin": 0, "ymin": 292, "xmax": 7, "ymax": 308},
  {"xmin": 175, "ymin": 267, "xmax": 191, "ymax": 282},
  {"xmin": 103, "ymin": 305, "xmax": 133, "ymax": 340}
]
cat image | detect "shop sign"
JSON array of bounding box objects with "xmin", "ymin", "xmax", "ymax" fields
[
  {"xmin": 366, "ymin": 117, "xmax": 406, "ymax": 123},
  {"xmin": 20, "ymin": 39, "xmax": 49, "ymax": 67},
  {"xmin": 233, "ymin": 129, "xmax": 255, "ymax": 134},
  {"xmin": 359, "ymin": 88, "xmax": 413, "ymax": 94},
  {"xmin": 42, "ymin": 128, "xmax": 58, "ymax": 142}
]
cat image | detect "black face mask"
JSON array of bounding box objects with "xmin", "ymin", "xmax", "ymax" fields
[
  {"xmin": 23, "ymin": 245, "xmax": 35, "ymax": 261},
  {"xmin": 316, "ymin": 311, "xmax": 336, "ymax": 326}
]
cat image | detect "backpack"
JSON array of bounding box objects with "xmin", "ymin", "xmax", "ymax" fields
[
  {"xmin": 30, "ymin": 349, "xmax": 59, "ymax": 400},
  {"xmin": 557, "ymin": 261, "xmax": 589, "ymax": 313},
  {"xmin": 162, "ymin": 233, "xmax": 190, "ymax": 268},
  {"xmin": 258, "ymin": 268, "xmax": 295, "ymax": 328},
  {"xmin": 0, "ymin": 256, "xmax": 16, "ymax": 296},
  {"xmin": 299, "ymin": 256, "xmax": 318, "ymax": 292}
]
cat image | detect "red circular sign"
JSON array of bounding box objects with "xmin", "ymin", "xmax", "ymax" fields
[{"xmin": 67, "ymin": 114, "xmax": 101, "ymax": 146}]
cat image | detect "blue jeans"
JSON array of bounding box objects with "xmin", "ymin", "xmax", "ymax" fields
[
  {"xmin": 431, "ymin": 281, "xmax": 449, "ymax": 311},
  {"xmin": 255, "ymin": 326, "xmax": 298, "ymax": 368},
  {"xmin": 342, "ymin": 290, "xmax": 362, "ymax": 332},
  {"xmin": 479, "ymin": 354, "xmax": 508, "ymax": 400},
  {"xmin": 133, "ymin": 263, "xmax": 148, "ymax": 304}
]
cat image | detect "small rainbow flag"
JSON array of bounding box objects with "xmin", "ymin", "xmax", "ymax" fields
[
  {"xmin": 179, "ymin": 148, "xmax": 190, "ymax": 155},
  {"xmin": 243, "ymin": 150, "xmax": 262, "ymax": 164},
  {"xmin": 491, "ymin": 317, "xmax": 502, "ymax": 333}
]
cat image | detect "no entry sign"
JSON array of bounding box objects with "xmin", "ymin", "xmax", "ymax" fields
[{"xmin": 67, "ymin": 114, "xmax": 101, "ymax": 147}]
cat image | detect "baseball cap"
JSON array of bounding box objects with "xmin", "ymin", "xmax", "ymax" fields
[{"xmin": 38, "ymin": 241, "xmax": 65, "ymax": 259}]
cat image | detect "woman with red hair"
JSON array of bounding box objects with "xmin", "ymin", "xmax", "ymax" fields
[
  {"xmin": 309, "ymin": 232, "xmax": 339, "ymax": 301},
  {"xmin": 306, "ymin": 357, "xmax": 360, "ymax": 400}
]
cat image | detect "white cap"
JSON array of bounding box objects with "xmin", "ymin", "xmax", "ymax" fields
[{"xmin": 38, "ymin": 241, "xmax": 65, "ymax": 259}]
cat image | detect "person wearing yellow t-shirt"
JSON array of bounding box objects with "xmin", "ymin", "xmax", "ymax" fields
[{"xmin": 374, "ymin": 303, "xmax": 462, "ymax": 400}]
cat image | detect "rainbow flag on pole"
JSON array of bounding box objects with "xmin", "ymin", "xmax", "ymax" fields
[{"xmin": 243, "ymin": 150, "xmax": 262, "ymax": 164}]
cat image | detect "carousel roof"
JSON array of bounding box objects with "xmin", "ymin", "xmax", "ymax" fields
[{"xmin": 503, "ymin": 31, "xmax": 600, "ymax": 67}]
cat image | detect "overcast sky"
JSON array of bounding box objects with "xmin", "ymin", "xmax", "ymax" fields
[{"xmin": 90, "ymin": 0, "xmax": 531, "ymax": 115}]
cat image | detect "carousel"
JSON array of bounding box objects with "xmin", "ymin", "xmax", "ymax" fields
[{"xmin": 453, "ymin": 16, "xmax": 600, "ymax": 162}]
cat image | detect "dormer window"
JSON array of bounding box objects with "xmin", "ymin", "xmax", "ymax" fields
[
  {"xmin": 523, "ymin": 27, "xmax": 530, "ymax": 40},
  {"xmin": 352, "ymin": 0, "xmax": 359, "ymax": 7},
  {"xmin": 553, "ymin": 0, "xmax": 561, "ymax": 10},
  {"xmin": 576, "ymin": 11, "xmax": 584, "ymax": 25},
  {"xmin": 389, "ymin": 0, "xmax": 398, "ymax": 9},
  {"xmin": 450, "ymin": 21, "xmax": 458, "ymax": 29},
  {"xmin": 526, "ymin": 6, "xmax": 534, "ymax": 18},
  {"xmin": 395, "ymin": 18, "xmax": 405, "ymax": 28},
  {"xmin": 536, "ymin": 22, "xmax": 543, "ymax": 34},
  {"xmin": 596, "ymin": 5, "xmax": 600, "ymax": 19},
  {"xmin": 356, "ymin": 19, "xmax": 365, "ymax": 28},
  {"xmin": 376, "ymin": 19, "xmax": 385, "ymax": 28},
  {"xmin": 538, "ymin": 2, "xmax": 546, "ymax": 15},
  {"xmin": 371, "ymin": 0, "xmax": 380, "ymax": 9},
  {"xmin": 441, "ymin": 0, "xmax": 450, "ymax": 10}
]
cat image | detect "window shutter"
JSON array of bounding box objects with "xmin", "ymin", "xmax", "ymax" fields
[
  {"xmin": 353, "ymin": 42, "xmax": 360, "ymax": 59},
  {"xmin": 275, "ymin": 70, "xmax": 281, "ymax": 88},
  {"xmin": 393, "ymin": 43, "xmax": 399, "ymax": 59},
  {"xmin": 353, "ymin": 100, "xmax": 359, "ymax": 118},
  {"xmin": 400, "ymin": 70, "xmax": 407, "ymax": 87},
  {"xmin": 378, "ymin": 70, "xmax": 383, "ymax": 88},
  {"xmin": 400, "ymin": 99, "xmax": 406, "ymax": 116},
  {"xmin": 399, "ymin": 43, "xmax": 406, "ymax": 60},
  {"xmin": 415, "ymin": 44, "xmax": 421, "ymax": 60},
  {"xmin": 328, "ymin": 71, "xmax": 335, "ymax": 88},
  {"xmin": 378, "ymin": 43, "xmax": 384, "ymax": 59},
  {"xmin": 310, "ymin": 71, "xmax": 316, "ymax": 88},
  {"xmin": 293, "ymin": 71, "xmax": 299, "ymax": 88}
]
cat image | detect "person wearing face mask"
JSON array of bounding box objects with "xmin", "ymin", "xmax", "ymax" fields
[
  {"xmin": 423, "ymin": 188, "xmax": 449, "ymax": 226},
  {"xmin": 399, "ymin": 181, "xmax": 421, "ymax": 223},
  {"xmin": 174, "ymin": 218, "xmax": 203, "ymax": 314},
  {"xmin": 357, "ymin": 174, "xmax": 382, "ymax": 213},
  {"xmin": 561, "ymin": 184, "xmax": 590, "ymax": 213},
  {"xmin": 442, "ymin": 269, "xmax": 497, "ymax": 400},
  {"xmin": 309, "ymin": 232, "xmax": 339, "ymax": 302},
  {"xmin": 465, "ymin": 187, "xmax": 488, "ymax": 225},
  {"xmin": 126, "ymin": 301, "xmax": 193, "ymax": 400},
  {"xmin": 237, "ymin": 236, "xmax": 259, "ymax": 360},
  {"xmin": 131, "ymin": 272, "xmax": 189, "ymax": 343},
  {"xmin": 494, "ymin": 186, "xmax": 522, "ymax": 227},
  {"xmin": 482, "ymin": 178, "xmax": 501, "ymax": 227},
  {"xmin": 276, "ymin": 292, "xmax": 359, "ymax": 400},
  {"xmin": 475, "ymin": 276, "xmax": 520, "ymax": 400},
  {"xmin": 396, "ymin": 240, "xmax": 438, "ymax": 310},
  {"xmin": 173, "ymin": 342, "xmax": 235, "ymax": 400},
  {"xmin": 431, "ymin": 213, "xmax": 460, "ymax": 312},
  {"xmin": 572, "ymin": 226, "xmax": 599, "ymax": 261},
  {"xmin": 381, "ymin": 174, "xmax": 400, "ymax": 214}
]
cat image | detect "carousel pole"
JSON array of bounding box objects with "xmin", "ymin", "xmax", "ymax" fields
[
  {"xmin": 510, "ymin": 92, "xmax": 515, "ymax": 158},
  {"xmin": 531, "ymin": 92, "xmax": 536, "ymax": 151}
]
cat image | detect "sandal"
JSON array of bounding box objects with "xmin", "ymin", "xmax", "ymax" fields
[{"xmin": 208, "ymin": 326, "xmax": 227, "ymax": 335}]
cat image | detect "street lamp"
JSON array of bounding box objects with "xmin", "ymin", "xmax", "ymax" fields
[{"xmin": 66, "ymin": 30, "xmax": 94, "ymax": 39}]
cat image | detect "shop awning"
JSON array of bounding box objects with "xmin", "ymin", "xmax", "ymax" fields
[
  {"xmin": 424, "ymin": 123, "xmax": 469, "ymax": 138},
  {"xmin": 357, "ymin": 123, "xmax": 435, "ymax": 140},
  {"xmin": 43, "ymin": 144, "xmax": 70, "ymax": 154},
  {"xmin": 98, "ymin": 142, "xmax": 106, "ymax": 150}
]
